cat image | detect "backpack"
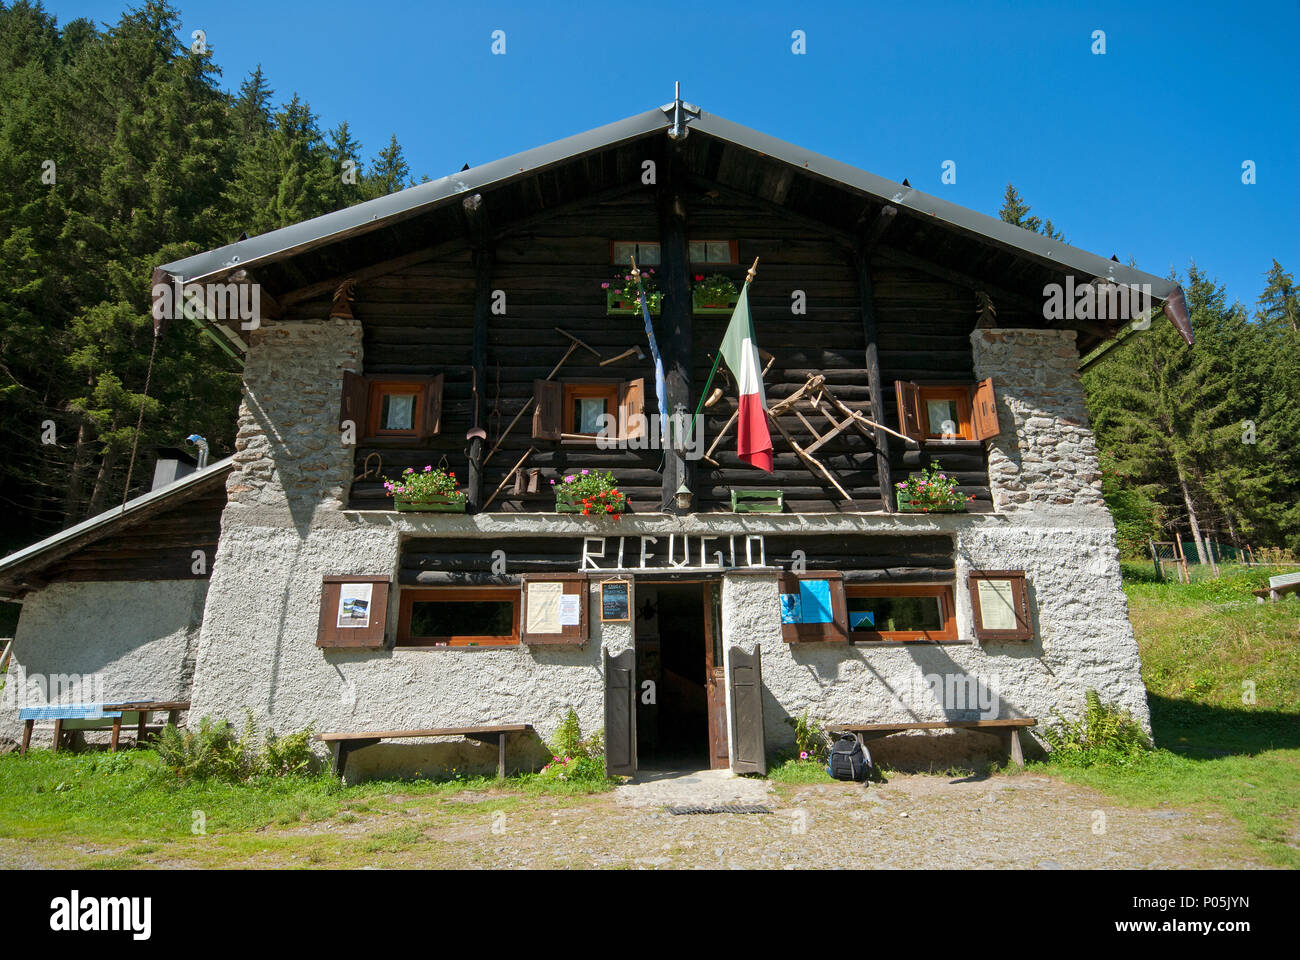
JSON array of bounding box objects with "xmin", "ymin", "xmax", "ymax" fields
[{"xmin": 827, "ymin": 733, "xmax": 871, "ymax": 781}]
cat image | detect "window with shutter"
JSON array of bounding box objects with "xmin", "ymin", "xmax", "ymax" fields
[
  {"xmin": 972, "ymin": 377, "xmax": 1001, "ymax": 441},
  {"xmin": 846, "ymin": 583, "xmax": 958, "ymax": 643},
  {"xmin": 893, "ymin": 380, "xmax": 923, "ymax": 442},
  {"xmin": 532, "ymin": 380, "xmax": 564, "ymax": 441},
  {"xmin": 396, "ymin": 586, "xmax": 519, "ymax": 647}
]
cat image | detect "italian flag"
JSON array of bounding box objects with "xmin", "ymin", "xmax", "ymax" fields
[{"xmin": 718, "ymin": 285, "xmax": 774, "ymax": 472}]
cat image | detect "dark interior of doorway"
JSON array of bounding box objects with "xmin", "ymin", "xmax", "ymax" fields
[{"xmin": 635, "ymin": 582, "xmax": 709, "ymax": 770}]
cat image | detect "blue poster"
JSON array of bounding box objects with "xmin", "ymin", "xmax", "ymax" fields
[
  {"xmin": 799, "ymin": 579, "xmax": 833, "ymax": 623},
  {"xmin": 779, "ymin": 593, "xmax": 802, "ymax": 624},
  {"xmin": 849, "ymin": 610, "xmax": 875, "ymax": 629}
]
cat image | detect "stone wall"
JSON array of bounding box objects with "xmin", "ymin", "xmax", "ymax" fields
[
  {"xmin": 971, "ymin": 328, "xmax": 1106, "ymax": 512},
  {"xmin": 0, "ymin": 579, "xmax": 207, "ymax": 744}
]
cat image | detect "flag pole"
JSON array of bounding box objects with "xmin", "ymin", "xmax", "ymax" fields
[{"xmin": 690, "ymin": 258, "xmax": 759, "ymax": 437}]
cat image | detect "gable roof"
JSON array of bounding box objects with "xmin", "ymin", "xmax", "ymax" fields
[
  {"xmin": 0, "ymin": 457, "xmax": 232, "ymax": 599},
  {"xmin": 154, "ymin": 102, "xmax": 1192, "ymax": 353}
]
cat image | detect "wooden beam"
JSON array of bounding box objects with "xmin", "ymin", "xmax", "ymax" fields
[
  {"xmin": 464, "ymin": 193, "xmax": 492, "ymax": 512},
  {"xmin": 685, "ymin": 175, "xmax": 860, "ymax": 249},
  {"xmin": 851, "ymin": 246, "xmax": 894, "ymax": 511},
  {"xmin": 278, "ymin": 238, "xmax": 469, "ymax": 309},
  {"xmin": 657, "ymin": 142, "xmax": 691, "ymax": 513},
  {"xmin": 872, "ymin": 245, "xmax": 1043, "ymax": 315},
  {"xmin": 863, "ymin": 205, "xmax": 897, "ymax": 247}
]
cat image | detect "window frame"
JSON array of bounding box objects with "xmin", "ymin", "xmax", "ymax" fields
[
  {"xmin": 367, "ymin": 379, "xmax": 426, "ymax": 439},
  {"xmin": 845, "ymin": 583, "xmax": 958, "ymax": 644},
  {"xmin": 562, "ymin": 382, "xmax": 620, "ymax": 438},
  {"xmin": 396, "ymin": 587, "xmax": 521, "ymax": 648},
  {"xmin": 918, "ymin": 386, "xmax": 974, "ymax": 440}
]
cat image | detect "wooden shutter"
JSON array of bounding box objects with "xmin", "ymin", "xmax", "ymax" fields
[
  {"xmin": 893, "ymin": 380, "xmax": 923, "ymax": 442},
  {"xmin": 418, "ymin": 374, "xmax": 445, "ymax": 439},
  {"xmin": 340, "ymin": 371, "xmax": 369, "ymax": 432},
  {"xmin": 316, "ymin": 576, "xmax": 389, "ymax": 649},
  {"xmin": 532, "ymin": 380, "xmax": 563, "ymax": 441},
  {"xmin": 972, "ymin": 377, "xmax": 1001, "ymax": 441},
  {"xmin": 728, "ymin": 646, "xmax": 766, "ymax": 774},
  {"xmin": 519, "ymin": 573, "xmax": 588, "ymax": 644},
  {"xmin": 604, "ymin": 649, "xmax": 636, "ymax": 777},
  {"xmin": 776, "ymin": 572, "xmax": 848, "ymax": 643},
  {"xmin": 618, "ymin": 378, "xmax": 646, "ymax": 439}
]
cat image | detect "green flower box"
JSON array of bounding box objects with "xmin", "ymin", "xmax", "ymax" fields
[
  {"xmin": 895, "ymin": 491, "xmax": 967, "ymax": 514},
  {"xmin": 731, "ymin": 489, "xmax": 783, "ymax": 513},
  {"xmin": 394, "ymin": 495, "xmax": 467, "ymax": 513},
  {"xmin": 606, "ymin": 289, "xmax": 661, "ymax": 316},
  {"xmin": 555, "ymin": 491, "xmax": 584, "ymax": 513},
  {"xmin": 692, "ymin": 289, "xmax": 739, "ymax": 315}
]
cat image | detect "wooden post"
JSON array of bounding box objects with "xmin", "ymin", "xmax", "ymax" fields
[
  {"xmin": 51, "ymin": 719, "xmax": 63, "ymax": 753},
  {"xmin": 853, "ymin": 243, "xmax": 893, "ymax": 510},
  {"xmin": 110, "ymin": 716, "xmax": 122, "ymax": 752},
  {"xmin": 656, "ymin": 143, "xmax": 692, "ymax": 513},
  {"xmin": 498, "ymin": 731, "xmax": 507, "ymax": 780},
  {"xmin": 137, "ymin": 710, "xmax": 147, "ymax": 745},
  {"xmin": 465, "ymin": 194, "xmax": 492, "ymax": 511},
  {"xmin": 21, "ymin": 719, "xmax": 33, "ymax": 755}
]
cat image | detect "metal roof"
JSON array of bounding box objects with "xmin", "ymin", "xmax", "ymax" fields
[
  {"xmin": 0, "ymin": 457, "xmax": 232, "ymax": 597},
  {"xmin": 155, "ymin": 102, "xmax": 1191, "ymax": 343}
]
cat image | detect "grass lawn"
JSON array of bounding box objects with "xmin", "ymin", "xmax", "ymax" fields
[{"xmin": 1038, "ymin": 563, "xmax": 1300, "ymax": 868}]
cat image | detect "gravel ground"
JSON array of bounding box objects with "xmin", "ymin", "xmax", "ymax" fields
[{"xmin": 0, "ymin": 769, "xmax": 1270, "ymax": 869}]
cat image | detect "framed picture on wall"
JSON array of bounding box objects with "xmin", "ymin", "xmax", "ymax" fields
[{"xmin": 968, "ymin": 570, "xmax": 1033, "ymax": 642}]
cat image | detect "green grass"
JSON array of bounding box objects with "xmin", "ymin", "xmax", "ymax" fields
[
  {"xmin": 1039, "ymin": 561, "xmax": 1300, "ymax": 867},
  {"xmin": 0, "ymin": 749, "xmax": 612, "ymax": 851}
]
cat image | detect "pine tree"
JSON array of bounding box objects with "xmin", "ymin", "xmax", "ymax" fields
[
  {"xmin": 998, "ymin": 183, "xmax": 1064, "ymax": 241},
  {"xmin": 365, "ymin": 133, "xmax": 411, "ymax": 197}
]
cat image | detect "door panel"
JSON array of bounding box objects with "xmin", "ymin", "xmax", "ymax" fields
[
  {"xmin": 604, "ymin": 649, "xmax": 636, "ymax": 777},
  {"xmin": 703, "ymin": 582, "xmax": 728, "ymax": 769},
  {"xmin": 728, "ymin": 644, "xmax": 766, "ymax": 775}
]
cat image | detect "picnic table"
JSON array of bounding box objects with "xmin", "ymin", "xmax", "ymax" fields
[
  {"xmin": 18, "ymin": 700, "xmax": 190, "ymax": 754},
  {"xmin": 1253, "ymin": 572, "xmax": 1300, "ymax": 603}
]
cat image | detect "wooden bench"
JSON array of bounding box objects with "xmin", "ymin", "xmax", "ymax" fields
[
  {"xmin": 1252, "ymin": 572, "xmax": 1300, "ymax": 603},
  {"xmin": 827, "ymin": 718, "xmax": 1038, "ymax": 768},
  {"xmin": 315, "ymin": 724, "xmax": 533, "ymax": 780},
  {"xmin": 18, "ymin": 700, "xmax": 189, "ymax": 754}
]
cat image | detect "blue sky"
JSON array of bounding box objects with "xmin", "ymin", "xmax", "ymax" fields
[{"xmin": 48, "ymin": 0, "xmax": 1300, "ymax": 309}]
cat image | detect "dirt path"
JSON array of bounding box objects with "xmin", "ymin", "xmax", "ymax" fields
[{"xmin": 0, "ymin": 771, "xmax": 1270, "ymax": 869}]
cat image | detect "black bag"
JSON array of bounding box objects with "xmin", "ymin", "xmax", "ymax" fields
[{"xmin": 827, "ymin": 733, "xmax": 871, "ymax": 781}]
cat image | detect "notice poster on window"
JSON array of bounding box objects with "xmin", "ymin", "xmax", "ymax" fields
[
  {"xmin": 849, "ymin": 610, "xmax": 875, "ymax": 630},
  {"xmin": 977, "ymin": 578, "xmax": 1019, "ymax": 631},
  {"xmin": 336, "ymin": 582, "xmax": 373, "ymax": 629},
  {"xmin": 525, "ymin": 581, "xmax": 563, "ymax": 634},
  {"xmin": 798, "ymin": 579, "xmax": 833, "ymax": 623},
  {"xmin": 558, "ymin": 593, "xmax": 581, "ymax": 626}
]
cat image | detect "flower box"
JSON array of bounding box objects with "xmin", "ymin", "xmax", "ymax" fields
[
  {"xmin": 895, "ymin": 491, "xmax": 967, "ymax": 514},
  {"xmin": 692, "ymin": 288, "xmax": 739, "ymax": 315},
  {"xmin": 731, "ymin": 488, "xmax": 783, "ymax": 513},
  {"xmin": 395, "ymin": 495, "xmax": 467, "ymax": 513},
  {"xmin": 606, "ymin": 289, "xmax": 660, "ymax": 316},
  {"xmin": 555, "ymin": 491, "xmax": 584, "ymax": 513}
]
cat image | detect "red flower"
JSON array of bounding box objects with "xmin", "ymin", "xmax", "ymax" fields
[{"xmin": 694, "ymin": 274, "xmax": 704, "ymax": 282}]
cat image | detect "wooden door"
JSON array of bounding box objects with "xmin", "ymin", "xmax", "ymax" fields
[
  {"xmin": 728, "ymin": 645, "xmax": 766, "ymax": 774},
  {"xmin": 604, "ymin": 649, "xmax": 636, "ymax": 777},
  {"xmin": 702, "ymin": 582, "xmax": 729, "ymax": 769}
]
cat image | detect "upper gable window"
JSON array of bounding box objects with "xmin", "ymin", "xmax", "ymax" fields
[
  {"xmin": 894, "ymin": 379, "xmax": 999, "ymax": 443},
  {"xmin": 610, "ymin": 240, "xmax": 737, "ymax": 266},
  {"xmin": 340, "ymin": 372, "xmax": 444, "ymax": 443}
]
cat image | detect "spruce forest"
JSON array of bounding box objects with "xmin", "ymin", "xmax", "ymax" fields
[{"xmin": 1, "ymin": 1, "xmax": 1296, "ymax": 561}]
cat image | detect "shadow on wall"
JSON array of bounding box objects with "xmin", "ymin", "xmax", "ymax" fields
[{"xmin": 336, "ymin": 734, "xmax": 553, "ymax": 784}]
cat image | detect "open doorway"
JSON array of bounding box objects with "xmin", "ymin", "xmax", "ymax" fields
[{"xmin": 633, "ymin": 580, "xmax": 727, "ymax": 771}]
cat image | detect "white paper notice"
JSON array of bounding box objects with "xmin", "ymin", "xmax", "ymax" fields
[
  {"xmin": 526, "ymin": 582, "xmax": 563, "ymax": 634},
  {"xmin": 977, "ymin": 579, "xmax": 1018, "ymax": 631},
  {"xmin": 337, "ymin": 582, "xmax": 373, "ymax": 629},
  {"xmin": 558, "ymin": 594, "xmax": 581, "ymax": 626}
]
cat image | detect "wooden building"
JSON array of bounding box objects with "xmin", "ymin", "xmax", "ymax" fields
[{"xmin": 2, "ymin": 100, "xmax": 1191, "ymax": 775}]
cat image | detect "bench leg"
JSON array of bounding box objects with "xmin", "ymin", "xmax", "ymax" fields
[
  {"xmin": 137, "ymin": 710, "xmax": 147, "ymax": 745},
  {"xmin": 51, "ymin": 719, "xmax": 63, "ymax": 754},
  {"xmin": 21, "ymin": 719, "xmax": 33, "ymax": 755},
  {"xmin": 1004, "ymin": 729, "xmax": 1025, "ymax": 769},
  {"xmin": 110, "ymin": 716, "xmax": 122, "ymax": 753},
  {"xmin": 498, "ymin": 732, "xmax": 506, "ymax": 781}
]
